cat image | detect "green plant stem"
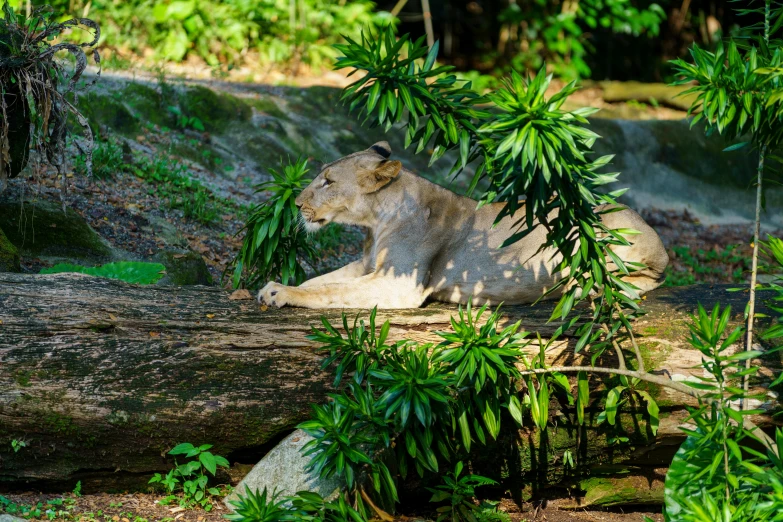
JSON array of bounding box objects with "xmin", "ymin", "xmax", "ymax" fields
[
  {"xmin": 421, "ymin": 0, "xmax": 434, "ymax": 47},
  {"xmin": 744, "ymin": 145, "xmax": 765, "ymax": 410},
  {"xmin": 614, "ymin": 302, "xmax": 645, "ymax": 372},
  {"xmin": 723, "ymin": 413, "xmax": 730, "ymax": 503},
  {"xmin": 516, "ymin": 365, "xmax": 777, "ymax": 452},
  {"xmin": 766, "ymin": 0, "xmax": 772, "ymax": 44}
]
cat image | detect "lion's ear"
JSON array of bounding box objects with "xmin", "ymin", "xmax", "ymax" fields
[
  {"xmin": 359, "ymin": 160, "xmax": 402, "ymax": 193},
  {"xmin": 367, "ymin": 141, "xmax": 392, "ymax": 158}
]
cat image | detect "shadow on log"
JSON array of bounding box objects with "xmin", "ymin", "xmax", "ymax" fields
[{"xmin": 0, "ymin": 274, "xmax": 780, "ymax": 495}]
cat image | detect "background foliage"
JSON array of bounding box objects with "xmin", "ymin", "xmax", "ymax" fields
[
  {"xmin": 4, "ymin": 0, "xmax": 769, "ymax": 82},
  {"xmin": 16, "ymin": 0, "xmax": 390, "ymax": 69}
]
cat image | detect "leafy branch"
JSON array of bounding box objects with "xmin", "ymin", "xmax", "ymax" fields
[{"xmin": 229, "ymin": 157, "xmax": 316, "ymax": 289}]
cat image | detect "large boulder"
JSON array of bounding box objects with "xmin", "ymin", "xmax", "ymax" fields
[
  {"xmin": 225, "ymin": 430, "xmax": 341, "ymax": 508},
  {"xmin": 0, "ymin": 199, "xmax": 112, "ymax": 264}
]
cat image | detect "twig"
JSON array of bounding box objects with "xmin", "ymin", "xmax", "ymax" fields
[{"xmin": 627, "ymin": 326, "xmax": 645, "ymax": 373}]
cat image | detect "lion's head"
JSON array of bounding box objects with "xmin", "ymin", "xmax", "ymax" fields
[{"xmin": 295, "ymin": 141, "xmax": 402, "ymax": 232}]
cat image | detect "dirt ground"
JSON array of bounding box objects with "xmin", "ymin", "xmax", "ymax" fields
[{"xmin": 0, "ymin": 490, "xmax": 663, "ymax": 522}]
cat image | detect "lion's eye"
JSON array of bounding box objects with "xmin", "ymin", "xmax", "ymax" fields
[{"xmin": 321, "ymin": 177, "xmax": 334, "ymax": 188}]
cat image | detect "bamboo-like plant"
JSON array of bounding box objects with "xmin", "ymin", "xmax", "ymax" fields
[
  {"xmin": 228, "ymin": 22, "xmax": 783, "ymax": 522},
  {"xmin": 670, "ymin": 0, "xmax": 783, "ymax": 405},
  {"xmin": 336, "ymin": 28, "xmax": 646, "ymax": 375},
  {"xmin": 229, "ymin": 157, "xmax": 316, "ymax": 289}
]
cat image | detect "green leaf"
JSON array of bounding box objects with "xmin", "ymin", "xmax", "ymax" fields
[
  {"xmin": 576, "ymin": 371, "xmax": 589, "ymax": 426},
  {"xmin": 169, "ymin": 443, "xmax": 196, "ymax": 456},
  {"xmin": 199, "ymin": 451, "xmax": 217, "ymax": 475},
  {"xmin": 637, "ymin": 391, "xmax": 659, "ymax": 435},
  {"xmin": 723, "ymin": 141, "xmax": 749, "ymax": 152},
  {"xmin": 424, "ymin": 41, "xmax": 439, "ymax": 72},
  {"xmin": 605, "ymin": 386, "xmax": 624, "ymax": 426},
  {"xmin": 508, "ymin": 395, "xmax": 523, "ymax": 426},
  {"xmin": 166, "ymin": 1, "xmax": 196, "ymax": 20}
]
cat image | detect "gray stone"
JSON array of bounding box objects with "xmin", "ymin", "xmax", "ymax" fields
[
  {"xmin": 144, "ymin": 215, "xmax": 189, "ymax": 249},
  {"xmin": 154, "ymin": 249, "xmax": 213, "ymax": 286},
  {"xmin": 1, "ymin": 514, "xmax": 27, "ymax": 522},
  {"xmin": 225, "ymin": 429, "xmax": 341, "ymax": 509}
]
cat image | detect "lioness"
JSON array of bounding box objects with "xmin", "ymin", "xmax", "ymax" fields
[{"xmin": 258, "ymin": 142, "xmax": 669, "ymax": 309}]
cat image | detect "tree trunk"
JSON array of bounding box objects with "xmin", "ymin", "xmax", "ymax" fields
[{"xmin": 0, "ymin": 274, "xmax": 779, "ymax": 493}]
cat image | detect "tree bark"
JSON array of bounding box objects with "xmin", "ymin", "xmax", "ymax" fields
[{"xmin": 0, "ymin": 274, "xmax": 779, "ymax": 492}]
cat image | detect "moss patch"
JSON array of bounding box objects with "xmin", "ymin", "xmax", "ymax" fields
[
  {"xmin": 249, "ymin": 97, "xmax": 288, "ymax": 120},
  {"xmin": 0, "ymin": 224, "xmax": 21, "ymax": 272},
  {"xmin": 123, "ymin": 82, "xmax": 171, "ymax": 128},
  {"xmin": 180, "ymin": 86, "xmax": 251, "ymax": 133},
  {"xmin": 577, "ymin": 473, "xmax": 664, "ymax": 507},
  {"xmin": 79, "ymin": 93, "xmax": 140, "ymax": 135},
  {"xmin": 0, "ymin": 200, "xmax": 112, "ymax": 262}
]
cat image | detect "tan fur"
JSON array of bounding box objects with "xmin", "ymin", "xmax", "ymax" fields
[{"xmin": 258, "ymin": 142, "xmax": 669, "ymax": 309}]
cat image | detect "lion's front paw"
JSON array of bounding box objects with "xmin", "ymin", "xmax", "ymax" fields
[{"xmin": 257, "ymin": 282, "xmax": 288, "ymax": 308}]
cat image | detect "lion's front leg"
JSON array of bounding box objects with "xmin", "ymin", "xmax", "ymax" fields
[
  {"xmin": 257, "ymin": 282, "xmax": 292, "ymax": 308},
  {"xmin": 258, "ymin": 274, "xmax": 429, "ymax": 309},
  {"xmin": 298, "ymin": 260, "xmax": 367, "ymax": 288}
]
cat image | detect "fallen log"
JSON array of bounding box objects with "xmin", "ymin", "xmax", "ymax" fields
[{"xmin": 0, "ymin": 274, "xmax": 779, "ymax": 495}]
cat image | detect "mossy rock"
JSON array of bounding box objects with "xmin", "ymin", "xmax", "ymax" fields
[
  {"xmin": 590, "ymin": 119, "xmax": 757, "ymax": 190},
  {"xmin": 180, "ymin": 86, "xmax": 251, "ymax": 133},
  {"xmin": 0, "ymin": 225, "xmax": 21, "ymax": 272},
  {"xmin": 0, "ymin": 200, "xmax": 112, "ymax": 262},
  {"xmin": 573, "ymin": 471, "xmax": 665, "ymax": 508},
  {"xmin": 78, "ymin": 93, "xmax": 140, "ymax": 135},
  {"xmin": 155, "ymin": 249, "xmax": 213, "ymax": 286},
  {"xmin": 600, "ymin": 81, "xmax": 697, "ymax": 111},
  {"xmin": 123, "ymin": 82, "xmax": 171, "ymax": 128},
  {"xmin": 249, "ymin": 97, "xmax": 288, "ymax": 120}
]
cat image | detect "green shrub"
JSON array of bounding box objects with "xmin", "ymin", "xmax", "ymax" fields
[
  {"xmin": 133, "ymin": 153, "xmax": 227, "ymax": 224},
  {"xmin": 224, "ymin": 487, "xmax": 288, "ymax": 522},
  {"xmin": 148, "ymin": 443, "xmax": 230, "ymax": 511},
  {"xmin": 660, "ymin": 303, "xmax": 783, "ymax": 520},
  {"xmin": 40, "ymin": 261, "xmax": 166, "ymax": 284},
  {"xmin": 496, "ymin": 0, "xmax": 665, "ymax": 79},
  {"xmin": 428, "ymin": 462, "xmax": 497, "ymax": 522},
  {"xmin": 74, "ymin": 138, "xmax": 127, "ymax": 179},
  {"xmin": 230, "ymin": 157, "xmax": 315, "ymax": 289}
]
